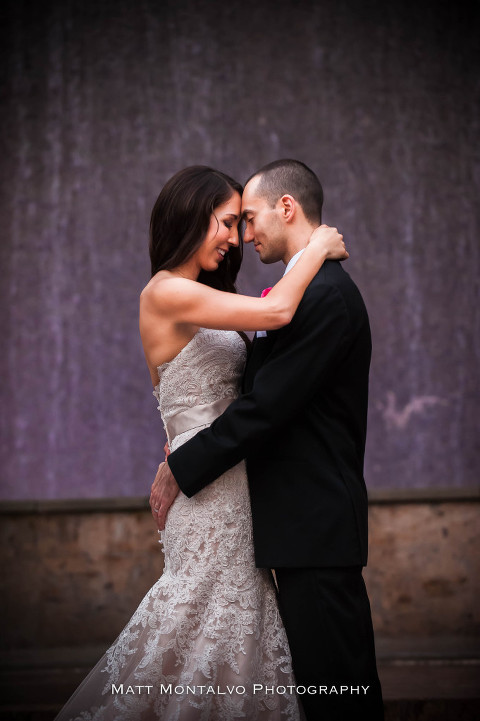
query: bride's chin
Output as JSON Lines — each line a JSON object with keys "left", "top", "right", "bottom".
{"left": 204, "top": 260, "right": 221, "bottom": 272}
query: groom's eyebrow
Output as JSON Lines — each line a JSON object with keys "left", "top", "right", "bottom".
{"left": 241, "top": 209, "right": 253, "bottom": 219}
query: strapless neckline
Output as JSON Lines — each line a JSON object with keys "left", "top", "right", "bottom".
{"left": 152, "top": 329, "right": 247, "bottom": 429}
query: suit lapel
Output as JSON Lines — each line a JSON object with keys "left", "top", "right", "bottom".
{"left": 242, "top": 332, "right": 276, "bottom": 393}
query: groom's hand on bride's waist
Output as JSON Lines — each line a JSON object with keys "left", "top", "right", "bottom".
{"left": 150, "top": 461, "right": 180, "bottom": 530}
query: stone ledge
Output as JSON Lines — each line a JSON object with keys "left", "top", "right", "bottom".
{"left": 0, "top": 487, "right": 479, "bottom": 514}
{"left": 2, "top": 637, "right": 479, "bottom": 670}
{"left": 0, "top": 655, "right": 479, "bottom": 705}
{"left": 1, "top": 641, "right": 479, "bottom": 718}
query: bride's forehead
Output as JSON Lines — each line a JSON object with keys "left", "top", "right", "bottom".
{"left": 216, "top": 194, "right": 241, "bottom": 214}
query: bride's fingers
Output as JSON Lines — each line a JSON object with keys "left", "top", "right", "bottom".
{"left": 156, "top": 493, "right": 176, "bottom": 530}
{"left": 156, "top": 498, "right": 171, "bottom": 530}
{"left": 150, "top": 493, "right": 166, "bottom": 528}
{"left": 150, "top": 498, "right": 159, "bottom": 522}
{"left": 150, "top": 484, "right": 161, "bottom": 521}
{"left": 157, "top": 506, "right": 166, "bottom": 530}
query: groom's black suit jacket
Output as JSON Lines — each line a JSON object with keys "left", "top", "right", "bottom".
{"left": 168, "top": 260, "right": 371, "bottom": 568}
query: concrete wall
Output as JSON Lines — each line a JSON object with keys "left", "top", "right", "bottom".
{"left": 1, "top": 0, "right": 479, "bottom": 500}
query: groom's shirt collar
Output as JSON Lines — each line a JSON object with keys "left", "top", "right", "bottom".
{"left": 255, "top": 248, "right": 307, "bottom": 339}
{"left": 283, "top": 248, "right": 306, "bottom": 276}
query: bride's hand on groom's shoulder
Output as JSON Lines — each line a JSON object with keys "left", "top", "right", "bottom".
{"left": 150, "top": 461, "right": 180, "bottom": 530}
{"left": 309, "top": 224, "right": 349, "bottom": 261}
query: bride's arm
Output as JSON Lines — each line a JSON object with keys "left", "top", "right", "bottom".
{"left": 143, "top": 226, "right": 347, "bottom": 332}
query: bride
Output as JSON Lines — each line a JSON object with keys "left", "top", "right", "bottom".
{"left": 55, "top": 166, "right": 347, "bottom": 721}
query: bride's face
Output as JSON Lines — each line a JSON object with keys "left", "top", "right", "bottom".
{"left": 195, "top": 192, "right": 241, "bottom": 272}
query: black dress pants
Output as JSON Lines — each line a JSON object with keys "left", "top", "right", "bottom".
{"left": 275, "top": 566, "right": 384, "bottom": 721}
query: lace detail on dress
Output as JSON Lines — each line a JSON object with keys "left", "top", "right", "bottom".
{"left": 55, "top": 329, "right": 302, "bottom": 721}
{"left": 152, "top": 328, "right": 243, "bottom": 424}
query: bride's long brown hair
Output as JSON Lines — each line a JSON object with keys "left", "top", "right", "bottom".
{"left": 149, "top": 166, "right": 244, "bottom": 293}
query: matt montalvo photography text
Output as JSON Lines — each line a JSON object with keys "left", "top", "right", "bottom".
{"left": 111, "top": 683, "right": 372, "bottom": 696}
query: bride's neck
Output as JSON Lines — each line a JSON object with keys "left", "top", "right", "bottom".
{"left": 169, "top": 258, "right": 200, "bottom": 281}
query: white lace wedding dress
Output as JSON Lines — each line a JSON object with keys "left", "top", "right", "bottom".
{"left": 55, "top": 328, "right": 302, "bottom": 721}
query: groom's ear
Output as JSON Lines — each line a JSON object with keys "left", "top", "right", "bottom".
{"left": 278, "top": 194, "right": 296, "bottom": 223}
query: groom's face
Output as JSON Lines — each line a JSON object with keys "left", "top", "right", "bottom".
{"left": 241, "top": 178, "right": 287, "bottom": 264}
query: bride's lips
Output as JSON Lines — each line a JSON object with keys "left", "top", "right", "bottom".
{"left": 216, "top": 248, "right": 228, "bottom": 260}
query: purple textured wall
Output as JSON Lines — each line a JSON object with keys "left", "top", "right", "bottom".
{"left": 1, "top": 0, "right": 479, "bottom": 499}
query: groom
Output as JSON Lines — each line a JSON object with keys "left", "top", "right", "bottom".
{"left": 151, "top": 159, "right": 384, "bottom": 720}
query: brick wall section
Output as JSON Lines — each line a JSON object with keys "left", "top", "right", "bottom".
{"left": 365, "top": 502, "right": 479, "bottom": 638}
{"left": 1, "top": 497, "right": 478, "bottom": 651}
{"left": 1, "top": 507, "right": 164, "bottom": 649}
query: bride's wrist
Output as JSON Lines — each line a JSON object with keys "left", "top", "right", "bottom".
{"left": 305, "top": 242, "right": 328, "bottom": 264}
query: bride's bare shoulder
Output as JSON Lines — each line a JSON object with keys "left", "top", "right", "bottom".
{"left": 140, "top": 274, "right": 200, "bottom": 312}
{"left": 141, "top": 270, "right": 175, "bottom": 297}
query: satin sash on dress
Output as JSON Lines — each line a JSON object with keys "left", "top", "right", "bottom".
{"left": 165, "top": 397, "right": 234, "bottom": 445}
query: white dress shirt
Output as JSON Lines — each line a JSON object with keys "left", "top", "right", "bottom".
{"left": 256, "top": 248, "right": 306, "bottom": 338}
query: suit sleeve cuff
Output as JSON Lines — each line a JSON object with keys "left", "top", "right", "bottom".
{"left": 167, "top": 448, "right": 200, "bottom": 498}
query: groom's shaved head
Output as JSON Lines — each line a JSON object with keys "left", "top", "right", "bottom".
{"left": 247, "top": 159, "right": 323, "bottom": 225}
